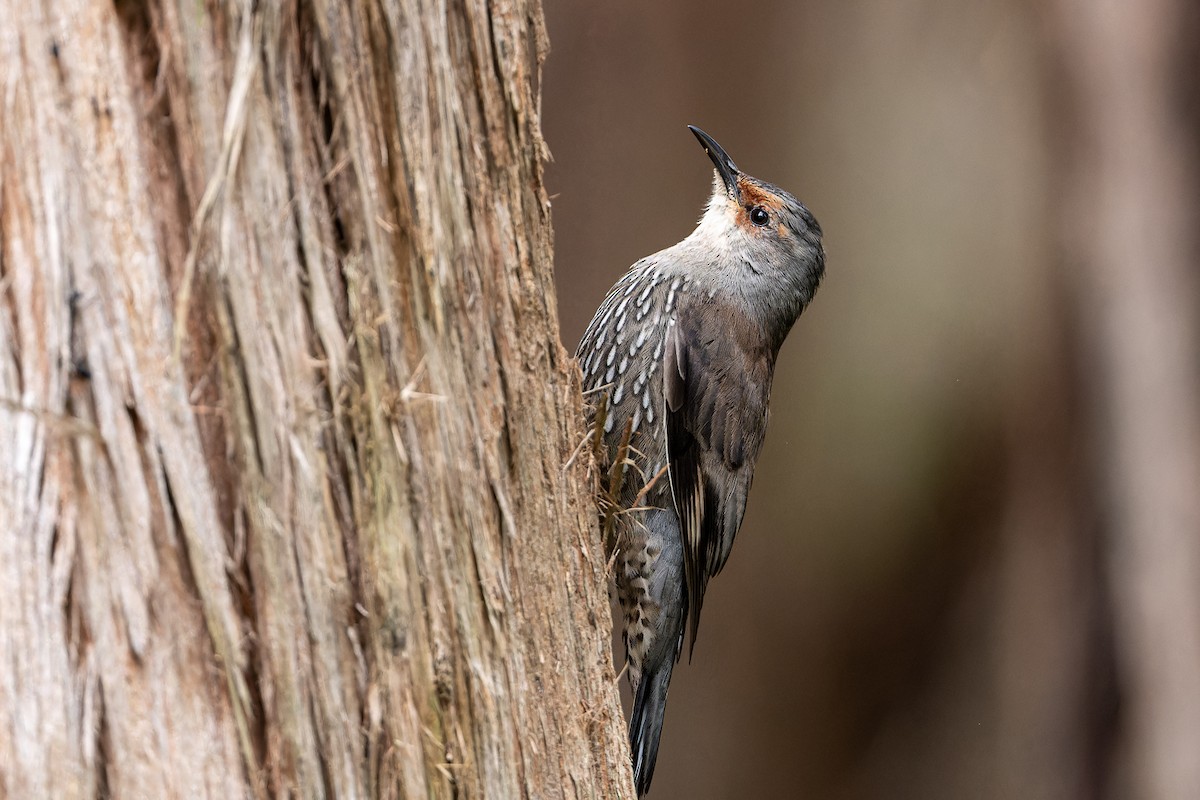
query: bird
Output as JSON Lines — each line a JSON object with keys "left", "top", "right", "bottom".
{"left": 575, "top": 125, "right": 825, "bottom": 796}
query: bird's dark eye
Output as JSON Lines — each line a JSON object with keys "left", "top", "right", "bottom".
{"left": 749, "top": 206, "right": 770, "bottom": 226}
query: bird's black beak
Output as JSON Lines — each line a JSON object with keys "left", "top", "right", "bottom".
{"left": 688, "top": 125, "right": 741, "bottom": 202}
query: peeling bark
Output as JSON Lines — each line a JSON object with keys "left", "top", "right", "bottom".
{"left": 0, "top": 2, "right": 632, "bottom": 798}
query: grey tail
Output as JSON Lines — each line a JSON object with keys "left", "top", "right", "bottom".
{"left": 630, "top": 658, "right": 676, "bottom": 797}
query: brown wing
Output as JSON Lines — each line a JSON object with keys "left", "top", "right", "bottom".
{"left": 663, "top": 303, "right": 774, "bottom": 658}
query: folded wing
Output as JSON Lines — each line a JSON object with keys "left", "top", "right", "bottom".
{"left": 663, "top": 304, "right": 774, "bottom": 657}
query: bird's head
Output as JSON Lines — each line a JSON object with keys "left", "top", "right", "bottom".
{"left": 687, "top": 125, "right": 825, "bottom": 320}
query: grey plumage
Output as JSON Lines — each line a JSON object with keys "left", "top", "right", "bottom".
{"left": 576, "top": 126, "right": 824, "bottom": 796}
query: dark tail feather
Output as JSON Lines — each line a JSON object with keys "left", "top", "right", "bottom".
{"left": 630, "top": 659, "right": 676, "bottom": 797}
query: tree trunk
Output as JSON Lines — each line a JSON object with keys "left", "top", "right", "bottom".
{"left": 0, "top": 2, "right": 632, "bottom": 798}
{"left": 1048, "top": 1, "right": 1200, "bottom": 797}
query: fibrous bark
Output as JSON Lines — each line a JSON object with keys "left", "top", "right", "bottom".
{"left": 0, "top": 2, "right": 631, "bottom": 798}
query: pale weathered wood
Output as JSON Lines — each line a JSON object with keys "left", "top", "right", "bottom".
{"left": 0, "top": 1, "right": 632, "bottom": 798}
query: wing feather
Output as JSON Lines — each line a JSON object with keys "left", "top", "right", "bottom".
{"left": 663, "top": 306, "right": 774, "bottom": 658}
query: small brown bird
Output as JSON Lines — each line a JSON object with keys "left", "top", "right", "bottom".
{"left": 577, "top": 126, "right": 825, "bottom": 795}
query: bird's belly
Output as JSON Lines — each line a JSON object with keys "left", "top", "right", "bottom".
{"left": 613, "top": 506, "right": 683, "bottom": 689}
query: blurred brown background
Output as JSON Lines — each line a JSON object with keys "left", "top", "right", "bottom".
{"left": 543, "top": 1, "right": 1200, "bottom": 798}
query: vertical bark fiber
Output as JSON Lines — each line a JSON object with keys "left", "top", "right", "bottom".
{"left": 0, "top": 2, "right": 632, "bottom": 798}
